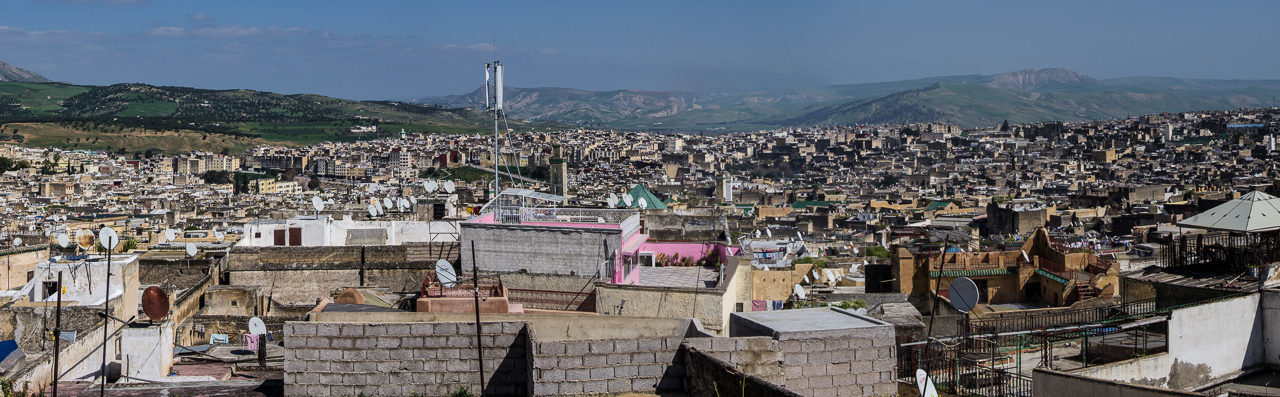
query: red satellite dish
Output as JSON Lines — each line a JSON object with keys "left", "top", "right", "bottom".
{"left": 141, "top": 286, "right": 170, "bottom": 322}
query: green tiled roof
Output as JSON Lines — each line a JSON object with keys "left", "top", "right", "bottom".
{"left": 1036, "top": 269, "right": 1070, "bottom": 285}
{"left": 929, "top": 268, "right": 1015, "bottom": 278}
{"left": 925, "top": 200, "right": 953, "bottom": 211}
{"left": 614, "top": 184, "right": 666, "bottom": 210}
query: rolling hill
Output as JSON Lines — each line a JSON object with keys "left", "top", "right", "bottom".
{"left": 420, "top": 68, "right": 1280, "bottom": 130}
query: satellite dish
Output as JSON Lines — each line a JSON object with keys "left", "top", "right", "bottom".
{"left": 56, "top": 233, "right": 69, "bottom": 248}
{"left": 1021, "top": 250, "right": 1030, "bottom": 262}
{"left": 367, "top": 204, "right": 378, "bottom": 217}
{"left": 11, "top": 237, "right": 20, "bottom": 247}
{"left": 948, "top": 277, "right": 980, "bottom": 313}
{"left": 823, "top": 269, "right": 836, "bottom": 283}
{"left": 374, "top": 200, "right": 384, "bottom": 215}
{"left": 754, "top": 230, "right": 761, "bottom": 238}
{"left": 410, "top": 197, "right": 418, "bottom": 205}
{"left": 622, "top": 194, "right": 634, "bottom": 206}
{"left": 75, "top": 230, "right": 94, "bottom": 250}
{"left": 248, "top": 317, "right": 267, "bottom": 335}
{"left": 312, "top": 196, "right": 325, "bottom": 212}
{"left": 443, "top": 181, "right": 456, "bottom": 193}
{"left": 766, "top": 228, "right": 773, "bottom": 238}
{"left": 797, "top": 232, "right": 804, "bottom": 242}
{"left": 853, "top": 247, "right": 860, "bottom": 254}
{"left": 165, "top": 229, "right": 178, "bottom": 242}
{"left": 606, "top": 194, "right": 619, "bottom": 207}
{"left": 382, "top": 197, "right": 393, "bottom": 210}
{"left": 141, "top": 286, "right": 170, "bottom": 322}
{"left": 915, "top": 368, "right": 940, "bottom": 397}
{"left": 215, "top": 232, "right": 225, "bottom": 243}
{"left": 637, "top": 197, "right": 648, "bottom": 209}
{"left": 98, "top": 227, "right": 119, "bottom": 250}
{"left": 435, "top": 259, "right": 457, "bottom": 287}
{"left": 185, "top": 243, "right": 197, "bottom": 258}
{"left": 793, "top": 284, "right": 806, "bottom": 299}
{"left": 43, "top": 229, "right": 51, "bottom": 237}
{"left": 398, "top": 198, "right": 410, "bottom": 211}
{"left": 424, "top": 180, "right": 438, "bottom": 192}
{"left": 803, "top": 274, "right": 809, "bottom": 283}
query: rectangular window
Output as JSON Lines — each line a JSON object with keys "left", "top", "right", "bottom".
{"left": 288, "top": 228, "right": 302, "bottom": 246}
{"left": 273, "top": 229, "right": 285, "bottom": 246}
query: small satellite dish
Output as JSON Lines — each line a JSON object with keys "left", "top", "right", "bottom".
{"left": 754, "top": 230, "right": 761, "bottom": 238}
{"left": 793, "top": 284, "right": 806, "bottom": 299}
{"left": 1021, "top": 250, "right": 1030, "bottom": 262}
{"left": 367, "top": 204, "right": 378, "bottom": 217}
{"left": 915, "top": 368, "right": 940, "bottom": 397}
{"left": 637, "top": 197, "right": 648, "bottom": 209}
{"left": 425, "top": 180, "right": 438, "bottom": 192}
{"left": 398, "top": 198, "right": 411, "bottom": 211}
{"left": 766, "top": 228, "right": 773, "bottom": 238}
{"left": 141, "top": 286, "right": 170, "bottom": 322}
{"left": 98, "top": 227, "right": 119, "bottom": 250}
{"left": 803, "top": 274, "right": 809, "bottom": 283}
{"left": 823, "top": 269, "right": 836, "bottom": 283}
{"left": 435, "top": 259, "right": 457, "bottom": 287}
{"left": 185, "top": 243, "right": 197, "bottom": 258}
{"left": 853, "top": 247, "right": 860, "bottom": 254}
{"left": 75, "top": 230, "right": 94, "bottom": 250}
{"left": 248, "top": 317, "right": 267, "bottom": 335}
{"left": 165, "top": 229, "right": 178, "bottom": 242}
{"left": 948, "top": 277, "right": 980, "bottom": 313}
{"left": 606, "top": 194, "right": 619, "bottom": 207}
{"left": 56, "top": 233, "right": 70, "bottom": 248}
{"left": 798, "top": 232, "right": 804, "bottom": 242}
{"left": 312, "top": 196, "right": 325, "bottom": 212}
{"left": 622, "top": 194, "right": 634, "bottom": 206}
{"left": 215, "top": 232, "right": 225, "bottom": 243}
{"left": 410, "top": 197, "right": 418, "bottom": 205}
{"left": 382, "top": 197, "right": 393, "bottom": 210}
{"left": 374, "top": 200, "right": 384, "bottom": 215}
{"left": 11, "top": 237, "right": 20, "bottom": 247}
{"left": 443, "top": 181, "right": 456, "bottom": 193}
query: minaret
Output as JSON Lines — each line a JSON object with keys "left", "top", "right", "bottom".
{"left": 550, "top": 143, "right": 569, "bottom": 202}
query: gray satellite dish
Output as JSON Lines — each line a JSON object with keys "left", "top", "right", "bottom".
{"left": 443, "top": 181, "right": 456, "bottom": 193}
{"left": 312, "top": 196, "right": 325, "bottom": 212}
{"left": 98, "top": 227, "right": 119, "bottom": 250}
{"left": 637, "top": 197, "right": 648, "bottom": 209}
{"left": 248, "top": 317, "right": 267, "bottom": 335}
{"left": 410, "top": 197, "right": 418, "bottom": 205}
{"left": 56, "top": 233, "right": 70, "bottom": 248}
{"left": 606, "top": 194, "right": 619, "bottom": 207}
{"left": 754, "top": 230, "right": 761, "bottom": 238}
{"left": 185, "top": 243, "right": 197, "bottom": 258}
{"left": 12, "top": 237, "right": 21, "bottom": 247}
{"left": 622, "top": 193, "right": 634, "bottom": 206}
{"left": 435, "top": 259, "right": 457, "bottom": 287}
{"left": 367, "top": 204, "right": 378, "bottom": 217}
{"left": 374, "top": 200, "right": 384, "bottom": 215}
{"left": 398, "top": 198, "right": 410, "bottom": 211}
{"left": 948, "top": 277, "right": 980, "bottom": 313}
{"left": 165, "top": 229, "right": 178, "bottom": 242}
{"left": 793, "top": 284, "right": 806, "bottom": 299}
{"left": 382, "top": 197, "right": 393, "bottom": 210}
{"left": 424, "top": 180, "right": 438, "bottom": 192}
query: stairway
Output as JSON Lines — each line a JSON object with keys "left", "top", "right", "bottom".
{"left": 1076, "top": 283, "right": 1098, "bottom": 301}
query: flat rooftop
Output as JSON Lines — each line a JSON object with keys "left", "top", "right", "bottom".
{"left": 731, "top": 307, "right": 891, "bottom": 339}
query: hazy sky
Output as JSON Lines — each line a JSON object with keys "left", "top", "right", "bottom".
{"left": 1, "top": 0, "right": 1276, "bottom": 99}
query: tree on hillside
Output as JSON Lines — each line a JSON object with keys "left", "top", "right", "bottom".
{"left": 1000, "top": 120, "right": 1011, "bottom": 132}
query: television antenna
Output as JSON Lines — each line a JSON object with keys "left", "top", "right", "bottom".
{"left": 96, "top": 225, "right": 121, "bottom": 396}
{"left": 485, "top": 59, "right": 505, "bottom": 198}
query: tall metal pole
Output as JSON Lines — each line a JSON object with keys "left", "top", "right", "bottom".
{"left": 52, "top": 271, "right": 62, "bottom": 397}
{"left": 100, "top": 235, "right": 111, "bottom": 396}
{"left": 493, "top": 61, "right": 501, "bottom": 200}
{"left": 470, "top": 241, "right": 486, "bottom": 395}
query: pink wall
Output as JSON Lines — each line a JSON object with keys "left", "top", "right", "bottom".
{"left": 637, "top": 242, "right": 740, "bottom": 265}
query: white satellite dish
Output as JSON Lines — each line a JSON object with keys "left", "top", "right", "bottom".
{"left": 793, "top": 284, "right": 806, "bottom": 300}
{"left": 803, "top": 274, "right": 809, "bottom": 283}
{"left": 766, "top": 228, "right": 773, "bottom": 238}
{"left": 98, "top": 227, "right": 119, "bottom": 250}
{"left": 248, "top": 317, "right": 267, "bottom": 335}
{"left": 1021, "top": 250, "right": 1030, "bottom": 262}
{"left": 12, "top": 237, "right": 21, "bottom": 247}
{"left": 622, "top": 193, "right": 634, "bottom": 206}
{"left": 823, "top": 269, "right": 836, "bottom": 283}
{"left": 185, "top": 243, "right": 197, "bottom": 258}
{"left": 425, "top": 180, "right": 438, "bottom": 192}
{"left": 56, "top": 233, "right": 70, "bottom": 248}
{"left": 165, "top": 229, "right": 178, "bottom": 242}
{"left": 853, "top": 247, "right": 860, "bottom": 254}
{"left": 915, "top": 369, "right": 940, "bottom": 397}
{"left": 435, "top": 259, "right": 457, "bottom": 287}
{"left": 367, "top": 204, "right": 378, "bottom": 217}
{"left": 410, "top": 197, "right": 418, "bottom": 205}
{"left": 374, "top": 200, "right": 384, "bottom": 215}
{"left": 637, "top": 197, "right": 648, "bottom": 209}
{"left": 797, "top": 232, "right": 804, "bottom": 242}
{"left": 312, "top": 196, "right": 325, "bottom": 212}
{"left": 382, "top": 197, "right": 393, "bottom": 210}
{"left": 398, "top": 198, "right": 410, "bottom": 211}
{"left": 74, "top": 229, "right": 93, "bottom": 250}
{"left": 215, "top": 232, "right": 225, "bottom": 243}
{"left": 606, "top": 194, "right": 619, "bottom": 207}
{"left": 443, "top": 181, "right": 456, "bottom": 193}
{"left": 754, "top": 230, "right": 761, "bottom": 238}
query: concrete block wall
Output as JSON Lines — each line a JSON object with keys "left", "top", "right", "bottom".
{"left": 462, "top": 224, "right": 620, "bottom": 277}
{"left": 531, "top": 336, "right": 686, "bottom": 395}
{"left": 284, "top": 321, "right": 531, "bottom": 397}
{"left": 776, "top": 328, "right": 897, "bottom": 397}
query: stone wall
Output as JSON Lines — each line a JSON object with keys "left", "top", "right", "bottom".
{"left": 683, "top": 346, "right": 801, "bottom": 397}
{"left": 284, "top": 321, "right": 531, "bottom": 396}
{"left": 595, "top": 284, "right": 729, "bottom": 333}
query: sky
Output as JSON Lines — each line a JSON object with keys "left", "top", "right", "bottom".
{"left": 1, "top": 0, "right": 1277, "bottom": 99}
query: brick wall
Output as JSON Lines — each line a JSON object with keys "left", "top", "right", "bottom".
{"left": 284, "top": 321, "right": 531, "bottom": 396}
{"left": 683, "top": 346, "right": 802, "bottom": 397}
{"left": 531, "top": 336, "right": 685, "bottom": 395}
{"left": 776, "top": 329, "right": 897, "bottom": 397}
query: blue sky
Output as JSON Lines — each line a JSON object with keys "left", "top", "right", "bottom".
{"left": 1, "top": 0, "right": 1276, "bottom": 99}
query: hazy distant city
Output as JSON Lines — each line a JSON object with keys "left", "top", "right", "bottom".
{"left": 0, "top": 2, "right": 1278, "bottom": 397}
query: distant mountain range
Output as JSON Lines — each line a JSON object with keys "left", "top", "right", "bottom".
{"left": 418, "top": 68, "right": 1280, "bottom": 130}
{"left": 0, "top": 60, "right": 50, "bottom": 83}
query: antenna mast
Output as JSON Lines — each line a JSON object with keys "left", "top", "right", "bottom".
{"left": 485, "top": 60, "right": 504, "bottom": 198}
